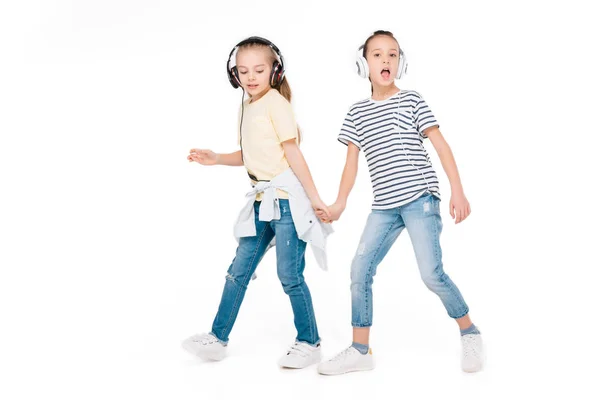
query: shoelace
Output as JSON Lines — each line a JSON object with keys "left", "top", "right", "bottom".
{"left": 462, "top": 335, "right": 480, "bottom": 358}
{"left": 330, "top": 346, "right": 356, "bottom": 362}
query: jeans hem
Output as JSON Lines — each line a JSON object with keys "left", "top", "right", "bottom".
{"left": 351, "top": 323, "right": 373, "bottom": 328}
{"left": 210, "top": 331, "right": 229, "bottom": 346}
{"left": 296, "top": 338, "right": 321, "bottom": 347}
{"left": 450, "top": 307, "right": 470, "bottom": 320}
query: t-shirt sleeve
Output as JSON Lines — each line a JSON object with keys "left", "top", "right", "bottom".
{"left": 337, "top": 109, "right": 361, "bottom": 150}
{"left": 268, "top": 93, "right": 298, "bottom": 143}
{"left": 414, "top": 93, "right": 439, "bottom": 138}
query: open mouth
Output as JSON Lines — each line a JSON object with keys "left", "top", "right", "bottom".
{"left": 381, "top": 68, "right": 391, "bottom": 80}
{"left": 248, "top": 84, "right": 259, "bottom": 89}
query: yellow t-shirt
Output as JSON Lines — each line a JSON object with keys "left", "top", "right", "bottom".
{"left": 237, "top": 89, "right": 299, "bottom": 200}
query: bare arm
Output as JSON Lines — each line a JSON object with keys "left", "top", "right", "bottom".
{"left": 334, "top": 143, "right": 360, "bottom": 208}
{"left": 425, "top": 126, "right": 471, "bottom": 223}
{"left": 188, "top": 149, "right": 243, "bottom": 167}
{"left": 281, "top": 139, "right": 330, "bottom": 217}
{"left": 316, "top": 143, "right": 359, "bottom": 223}
{"left": 216, "top": 150, "right": 243, "bottom": 166}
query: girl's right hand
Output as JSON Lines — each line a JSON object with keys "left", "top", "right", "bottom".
{"left": 316, "top": 202, "right": 345, "bottom": 224}
{"left": 188, "top": 149, "right": 219, "bottom": 166}
{"left": 311, "top": 197, "right": 331, "bottom": 221}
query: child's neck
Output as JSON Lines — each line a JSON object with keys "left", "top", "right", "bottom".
{"left": 249, "top": 87, "right": 271, "bottom": 104}
{"left": 371, "top": 84, "right": 400, "bottom": 101}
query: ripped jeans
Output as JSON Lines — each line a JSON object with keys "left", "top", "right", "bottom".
{"left": 351, "top": 193, "right": 469, "bottom": 327}
{"left": 210, "top": 199, "right": 320, "bottom": 345}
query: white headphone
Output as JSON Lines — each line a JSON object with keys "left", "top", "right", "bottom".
{"left": 355, "top": 45, "right": 408, "bottom": 80}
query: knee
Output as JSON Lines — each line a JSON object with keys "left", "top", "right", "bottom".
{"left": 350, "top": 259, "right": 373, "bottom": 290}
{"left": 277, "top": 266, "right": 303, "bottom": 293}
{"left": 420, "top": 267, "right": 448, "bottom": 291}
{"left": 226, "top": 259, "right": 253, "bottom": 287}
{"left": 224, "top": 270, "right": 250, "bottom": 289}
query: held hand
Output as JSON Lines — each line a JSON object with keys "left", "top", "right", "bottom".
{"left": 311, "top": 197, "right": 331, "bottom": 221}
{"left": 328, "top": 202, "right": 345, "bottom": 222}
{"left": 316, "top": 202, "right": 345, "bottom": 224}
{"left": 450, "top": 192, "right": 471, "bottom": 224}
{"left": 188, "top": 149, "right": 219, "bottom": 166}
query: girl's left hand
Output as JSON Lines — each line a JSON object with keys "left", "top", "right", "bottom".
{"left": 450, "top": 192, "right": 471, "bottom": 224}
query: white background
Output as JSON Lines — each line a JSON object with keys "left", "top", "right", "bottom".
{"left": 1, "top": 1, "right": 599, "bottom": 399}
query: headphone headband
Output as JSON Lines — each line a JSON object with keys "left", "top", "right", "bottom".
{"left": 226, "top": 36, "right": 286, "bottom": 89}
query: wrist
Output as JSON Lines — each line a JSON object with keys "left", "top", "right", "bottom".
{"left": 335, "top": 197, "right": 347, "bottom": 208}
{"left": 215, "top": 153, "right": 222, "bottom": 165}
{"left": 450, "top": 184, "right": 464, "bottom": 195}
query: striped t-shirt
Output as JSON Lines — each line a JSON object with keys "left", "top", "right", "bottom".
{"left": 338, "top": 90, "right": 441, "bottom": 210}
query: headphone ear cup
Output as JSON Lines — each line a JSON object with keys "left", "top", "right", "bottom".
{"left": 396, "top": 51, "right": 407, "bottom": 80}
{"left": 356, "top": 54, "right": 369, "bottom": 79}
{"left": 229, "top": 66, "right": 241, "bottom": 88}
{"left": 271, "top": 61, "right": 283, "bottom": 87}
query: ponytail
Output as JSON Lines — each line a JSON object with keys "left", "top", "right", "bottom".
{"left": 275, "top": 76, "right": 302, "bottom": 143}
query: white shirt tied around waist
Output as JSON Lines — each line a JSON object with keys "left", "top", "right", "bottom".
{"left": 234, "top": 167, "right": 333, "bottom": 272}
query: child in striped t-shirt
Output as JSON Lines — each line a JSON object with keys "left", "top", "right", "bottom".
{"left": 316, "top": 30, "right": 483, "bottom": 375}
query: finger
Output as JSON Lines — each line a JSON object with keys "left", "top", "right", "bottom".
{"left": 462, "top": 206, "right": 470, "bottom": 221}
{"left": 450, "top": 203, "right": 455, "bottom": 219}
{"left": 457, "top": 208, "right": 464, "bottom": 224}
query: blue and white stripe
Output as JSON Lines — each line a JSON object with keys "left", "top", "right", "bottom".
{"left": 338, "top": 90, "right": 441, "bottom": 210}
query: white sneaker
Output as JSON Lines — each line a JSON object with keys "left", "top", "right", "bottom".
{"left": 278, "top": 342, "right": 322, "bottom": 369}
{"left": 317, "top": 345, "right": 374, "bottom": 375}
{"left": 182, "top": 333, "right": 227, "bottom": 361}
{"left": 461, "top": 334, "right": 483, "bottom": 372}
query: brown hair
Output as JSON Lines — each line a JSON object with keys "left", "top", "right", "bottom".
{"left": 362, "top": 30, "right": 401, "bottom": 94}
{"left": 237, "top": 43, "right": 301, "bottom": 142}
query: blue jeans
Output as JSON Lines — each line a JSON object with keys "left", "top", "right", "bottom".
{"left": 351, "top": 193, "right": 469, "bottom": 327}
{"left": 211, "top": 199, "right": 320, "bottom": 345}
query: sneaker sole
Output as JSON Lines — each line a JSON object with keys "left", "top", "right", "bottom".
{"left": 279, "top": 357, "right": 321, "bottom": 369}
{"left": 462, "top": 364, "right": 482, "bottom": 373}
{"left": 318, "top": 364, "right": 375, "bottom": 375}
